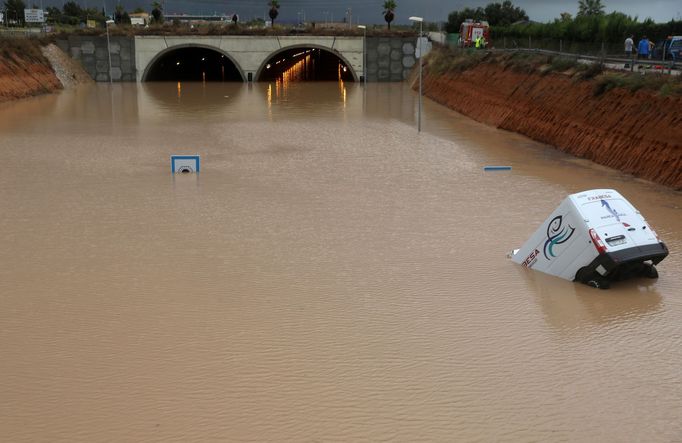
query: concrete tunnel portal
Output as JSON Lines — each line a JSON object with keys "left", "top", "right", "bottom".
{"left": 142, "top": 45, "right": 356, "bottom": 83}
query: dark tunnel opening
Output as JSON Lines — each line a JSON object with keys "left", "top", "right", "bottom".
{"left": 258, "top": 48, "right": 355, "bottom": 82}
{"left": 145, "top": 47, "right": 243, "bottom": 82}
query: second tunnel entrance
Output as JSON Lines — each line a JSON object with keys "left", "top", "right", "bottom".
{"left": 258, "top": 47, "right": 356, "bottom": 82}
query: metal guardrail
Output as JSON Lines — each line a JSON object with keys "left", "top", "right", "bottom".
{"left": 490, "top": 47, "right": 681, "bottom": 74}
{"left": 0, "top": 28, "right": 46, "bottom": 38}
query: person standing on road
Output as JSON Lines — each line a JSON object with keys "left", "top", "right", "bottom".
{"left": 624, "top": 35, "right": 634, "bottom": 58}
{"left": 638, "top": 36, "right": 650, "bottom": 59}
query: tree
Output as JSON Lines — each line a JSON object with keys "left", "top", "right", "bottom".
{"left": 383, "top": 0, "right": 396, "bottom": 30}
{"left": 268, "top": 0, "right": 279, "bottom": 26}
{"left": 133, "top": 7, "right": 145, "bottom": 13}
{"left": 560, "top": 12, "right": 573, "bottom": 21}
{"left": 45, "top": 5, "right": 62, "bottom": 23}
{"left": 4, "top": 0, "right": 26, "bottom": 25}
{"left": 62, "top": 1, "right": 82, "bottom": 18}
{"left": 577, "top": 0, "right": 605, "bottom": 17}
{"left": 484, "top": 1, "right": 527, "bottom": 26}
{"left": 446, "top": 7, "right": 485, "bottom": 33}
{"left": 114, "top": 4, "right": 124, "bottom": 24}
{"left": 151, "top": 0, "right": 163, "bottom": 23}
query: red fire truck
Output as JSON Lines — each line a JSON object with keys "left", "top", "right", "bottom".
{"left": 459, "top": 19, "right": 490, "bottom": 48}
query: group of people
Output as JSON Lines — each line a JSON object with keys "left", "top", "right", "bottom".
{"left": 624, "top": 35, "right": 655, "bottom": 59}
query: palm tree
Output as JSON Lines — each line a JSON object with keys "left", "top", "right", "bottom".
{"left": 577, "top": 0, "right": 604, "bottom": 17}
{"left": 268, "top": 0, "right": 279, "bottom": 26}
{"left": 383, "top": 0, "right": 396, "bottom": 30}
{"left": 114, "top": 4, "right": 124, "bottom": 24}
{"left": 151, "top": 1, "right": 163, "bottom": 23}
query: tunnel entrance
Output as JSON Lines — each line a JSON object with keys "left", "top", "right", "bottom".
{"left": 145, "top": 47, "right": 243, "bottom": 82}
{"left": 258, "top": 47, "right": 355, "bottom": 82}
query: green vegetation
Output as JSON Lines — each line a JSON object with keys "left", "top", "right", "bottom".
{"left": 0, "top": 36, "right": 49, "bottom": 62}
{"left": 150, "top": 1, "right": 163, "bottom": 24}
{"left": 383, "top": 0, "right": 397, "bottom": 30}
{"left": 268, "top": 0, "right": 280, "bottom": 26}
{"left": 3, "top": 0, "right": 26, "bottom": 26}
{"left": 446, "top": 0, "right": 681, "bottom": 51}
{"left": 577, "top": 0, "right": 605, "bottom": 17}
{"left": 446, "top": 1, "right": 528, "bottom": 32}
{"left": 594, "top": 71, "right": 682, "bottom": 96}
{"left": 42, "top": 1, "right": 106, "bottom": 26}
{"left": 426, "top": 46, "right": 490, "bottom": 74}
{"left": 493, "top": 12, "right": 682, "bottom": 45}
{"left": 549, "top": 56, "right": 580, "bottom": 72}
{"left": 424, "top": 45, "right": 681, "bottom": 96}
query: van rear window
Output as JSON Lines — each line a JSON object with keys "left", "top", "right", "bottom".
{"left": 580, "top": 199, "right": 631, "bottom": 223}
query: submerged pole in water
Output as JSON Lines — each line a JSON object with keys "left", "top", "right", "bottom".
{"left": 105, "top": 19, "right": 114, "bottom": 85}
{"left": 409, "top": 16, "right": 424, "bottom": 133}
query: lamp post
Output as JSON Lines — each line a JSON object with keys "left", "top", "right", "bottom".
{"left": 105, "top": 19, "right": 114, "bottom": 84}
{"left": 357, "top": 25, "right": 366, "bottom": 85}
{"left": 409, "top": 16, "right": 423, "bottom": 132}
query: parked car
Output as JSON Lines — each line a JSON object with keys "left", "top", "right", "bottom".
{"left": 651, "top": 36, "right": 682, "bottom": 61}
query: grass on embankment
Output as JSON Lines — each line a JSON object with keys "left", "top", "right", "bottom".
{"left": 424, "top": 46, "right": 682, "bottom": 97}
{"left": 0, "top": 37, "right": 54, "bottom": 63}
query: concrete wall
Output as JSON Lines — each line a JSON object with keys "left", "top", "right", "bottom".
{"left": 135, "top": 35, "right": 363, "bottom": 82}
{"left": 56, "top": 36, "right": 136, "bottom": 82}
{"left": 57, "top": 34, "right": 418, "bottom": 83}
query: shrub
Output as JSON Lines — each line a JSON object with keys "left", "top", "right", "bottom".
{"left": 548, "top": 56, "right": 579, "bottom": 72}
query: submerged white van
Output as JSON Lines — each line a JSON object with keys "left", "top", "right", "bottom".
{"left": 510, "top": 189, "right": 669, "bottom": 289}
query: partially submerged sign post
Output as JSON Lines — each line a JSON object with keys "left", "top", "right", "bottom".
{"left": 171, "top": 155, "right": 200, "bottom": 174}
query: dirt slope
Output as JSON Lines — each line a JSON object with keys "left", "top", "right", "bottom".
{"left": 420, "top": 61, "right": 682, "bottom": 190}
{"left": 0, "top": 40, "right": 91, "bottom": 104}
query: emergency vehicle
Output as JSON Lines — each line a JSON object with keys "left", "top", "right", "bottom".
{"left": 459, "top": 19, "right": 490, "bottom": 48}
{"left": 510, "top": 189, "right": 668, "bottom": 289}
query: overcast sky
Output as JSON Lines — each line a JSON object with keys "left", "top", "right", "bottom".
{"left": 42, "top": 0, "right": 682, "bottom": 24}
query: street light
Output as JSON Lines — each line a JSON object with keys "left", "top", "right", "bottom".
{"left": 357, "top": 25, "right": 366, "bottom": 86}
{"left": 105, "top": 19, "right": 114, "bottom": 85}
{"left": 409, "top": 16, "right": 423, "bottom": 132}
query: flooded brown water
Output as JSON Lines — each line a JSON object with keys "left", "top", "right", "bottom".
{"left": 1, "top": 81, "right": 681, "bottom": 442}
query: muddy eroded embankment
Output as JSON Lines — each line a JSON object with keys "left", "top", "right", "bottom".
{"left": 0, "top": 39, "right": 90, "bottom": 103}
{"left": 419, "top": 55, "right": 682, "bottom": 190}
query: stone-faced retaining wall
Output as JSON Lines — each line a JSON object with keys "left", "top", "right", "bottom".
{"left": 366, "top": 37, "right": 416, "bottom": 82}
{"left": 56, "top": 36, "right": 136, "bottom": 82}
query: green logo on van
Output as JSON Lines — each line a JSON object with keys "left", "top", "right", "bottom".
{"left": 544, "top": 215, "right": 575, "bottom": 260}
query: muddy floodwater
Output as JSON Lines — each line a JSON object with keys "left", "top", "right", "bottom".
{"left": 1, "top": 81, "right": 681, "bottom": 442}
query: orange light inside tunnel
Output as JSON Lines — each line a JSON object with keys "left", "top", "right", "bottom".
{"left": 281, "top": 54, "right": 311, "bottom": 84}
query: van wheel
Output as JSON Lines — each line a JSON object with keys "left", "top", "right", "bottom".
{"left": 575, "top": 267, "right": 592, "bottom": 283}
{"left": 587, "top": 278, "right": 610, "bottom": 290}
{"left": 642, "top": 264, "right": 659, "bottom": 279}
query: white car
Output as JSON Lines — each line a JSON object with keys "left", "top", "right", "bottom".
{"left": 510, "top": 189, "right": 669, "bottom": 289}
